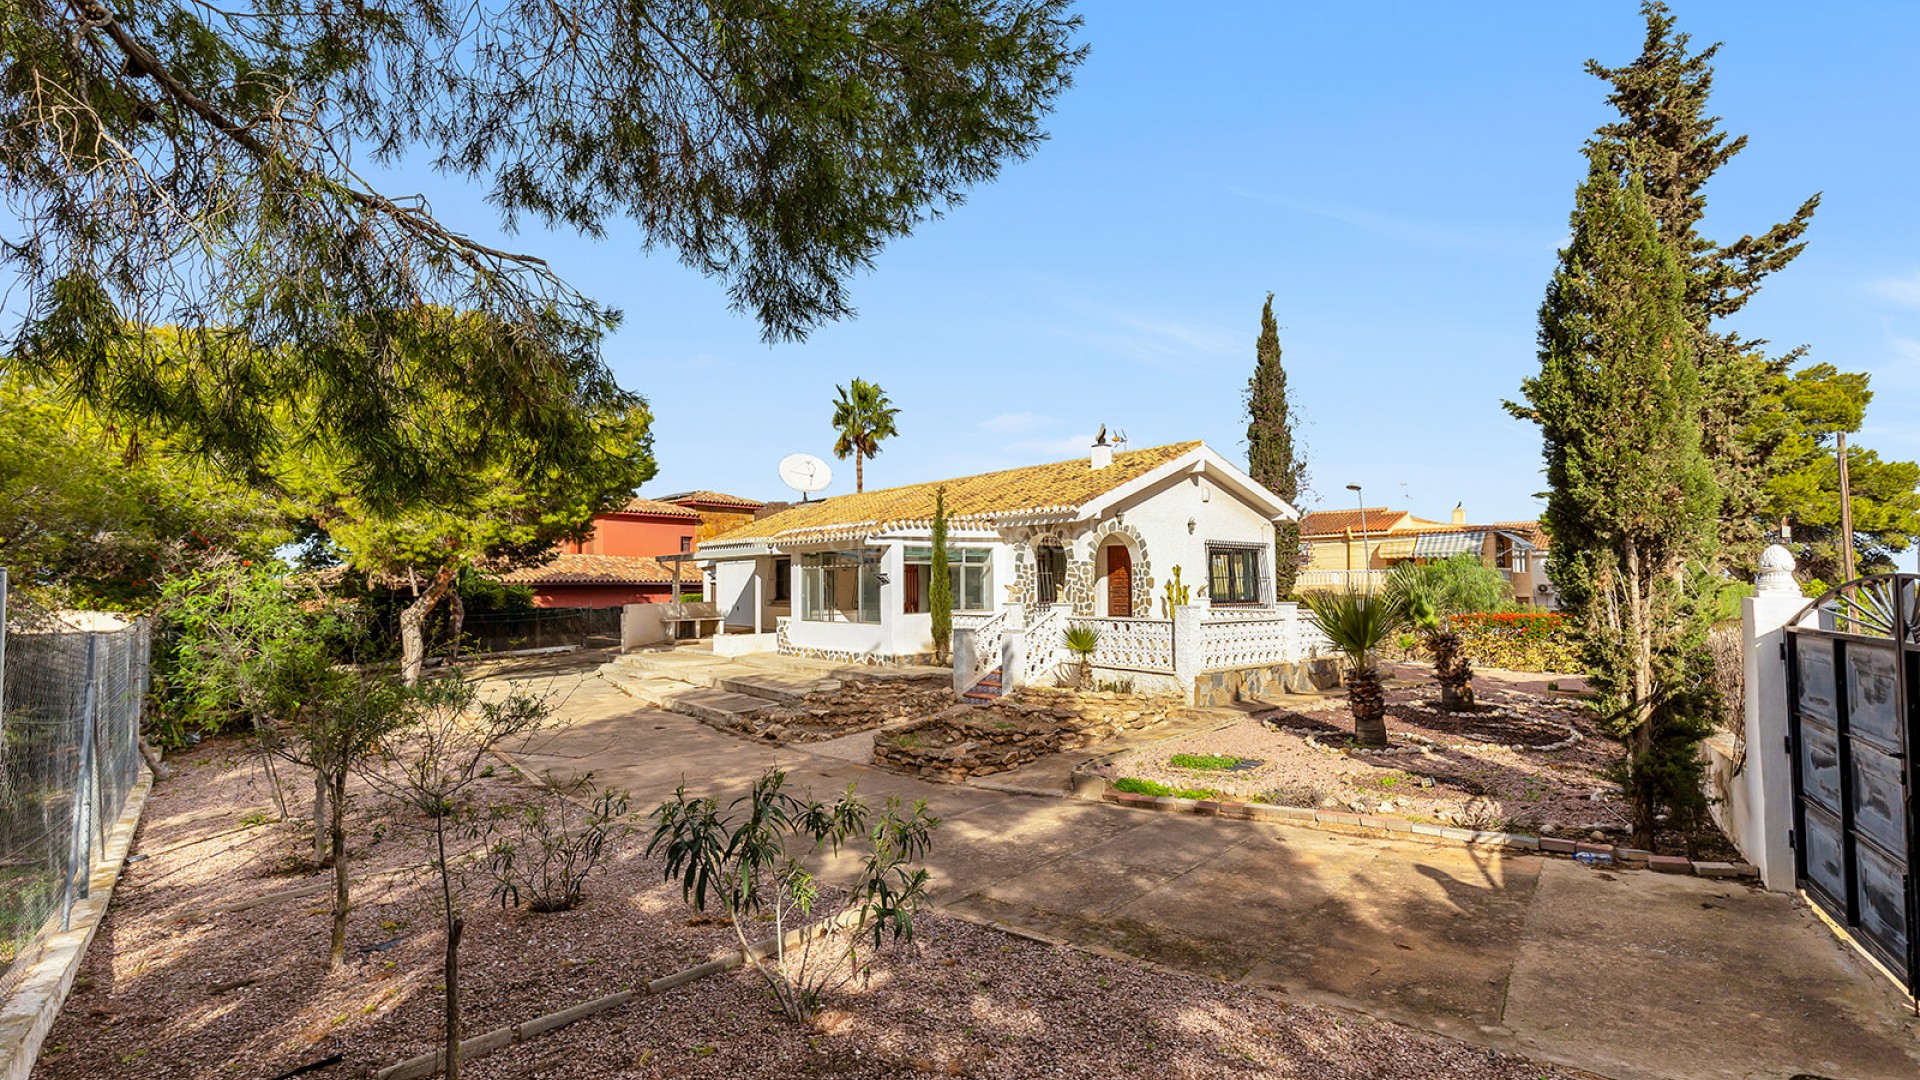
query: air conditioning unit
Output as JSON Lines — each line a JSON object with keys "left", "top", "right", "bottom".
{"left": 1536, "top": 583, "right": 1552, "bottom": 594}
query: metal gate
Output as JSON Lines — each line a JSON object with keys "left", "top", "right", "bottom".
{"left": 1784, "top": 573, "right": 1918, "bottom": 993}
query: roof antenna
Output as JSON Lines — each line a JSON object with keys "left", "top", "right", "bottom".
{"left": 1112, "top": 428, "right": 1129, "bottom": 449}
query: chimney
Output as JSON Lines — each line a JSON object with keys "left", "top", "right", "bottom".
{"left": 1090, "top": 441, "right": 1113, "bottom": 470}
{"left": 1451, "top": 502, "right": 1466, "bottom": 526}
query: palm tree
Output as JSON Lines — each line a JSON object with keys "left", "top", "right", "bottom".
{"left": 1301, "top": 589, "right": 1408, "bottom": 746}
{"left": 1062, "top": 624, "right": 1100, "bottom": 690}
{"left": 1384, "top": 555, "right": 1507, "bottom": 710}
{"left": 830, "top": 378, "right": 900, "bottom": 493}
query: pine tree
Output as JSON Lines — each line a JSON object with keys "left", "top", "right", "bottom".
{"left": 1586, "top": 2, "right": 1821, "bottom": 564}
{"left": 930, "top": 488, "right": 953, "bottom": 663}
{"left": 1245, "top": 293, "right": 1306, "bottom": 598}
{"left": 1512, "top": 154, "right": 1720, "bottom": 850}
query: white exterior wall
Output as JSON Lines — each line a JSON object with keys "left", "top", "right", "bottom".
{"left": 713, "top": 559, "right": 758, "bottom": 632}
{"left": 1092, "top": 471, "right": 1278, "bottom": 614}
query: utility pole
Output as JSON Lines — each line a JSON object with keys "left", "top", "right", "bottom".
{"left": 1838, "top": 431, "right": 1857, "bottom": 582}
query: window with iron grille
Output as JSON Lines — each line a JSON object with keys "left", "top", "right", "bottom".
{"left": 1035, "top": 544, "right": 1066, "bottom": 606}
{"left": 1208, "top": 544, "right": 1262, "bottom": 605}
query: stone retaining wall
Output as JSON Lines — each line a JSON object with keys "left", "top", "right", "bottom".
{"left": 873, "top": 689, "right": 1183, "bottom": 781}
{"left": 1191, "top": 658, "right": 1342, "bottom": 707}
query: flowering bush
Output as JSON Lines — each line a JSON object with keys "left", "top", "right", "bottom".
{"left": 1450, "top": 612, "right": 1583, "bottom": 674}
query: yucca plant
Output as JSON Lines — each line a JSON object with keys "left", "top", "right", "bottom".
{"left": 1301, "top": 590, "right": 1408, "bottom": 746}
{"left": 1062, "top": 624, "right": 1101, "bottom": 690}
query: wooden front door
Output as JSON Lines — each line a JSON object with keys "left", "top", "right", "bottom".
{"left": 1105, "top": 545, "right": 1132, "bottom": 617}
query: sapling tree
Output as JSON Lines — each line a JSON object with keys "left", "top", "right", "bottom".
{"left": 260, "top": 670, "right": 412, "bottom": 967}
{"left": 650, "top": 769, "right": 937, "bottom": 1023}
{"left": 486, "top": 775, "right": 631, "bottom": 913}
{"left": 368, "top": 678, "right": 551, "bottom": 1080}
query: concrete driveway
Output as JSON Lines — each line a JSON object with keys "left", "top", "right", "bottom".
{"left": 496, "top": 669, "right": 1920, "bottom": 1080}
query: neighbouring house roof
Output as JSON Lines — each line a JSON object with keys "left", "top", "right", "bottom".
{"left": 500, "top": 553, "right": 700, "bottom": 586}
{"left": 1493, "top": 520, "right": 1550, "bottom": 549}
{"left": 704, "top": 442, "right": 1211, "bottom": 550}
{"left": 612, "top": 497, "right": 702, "bottom": 520}
{"left": 1297, "top": 508, "right": 1416, "bottom": 537}
{"left": 662, "top": 490, "right": 767, "bottom": 511}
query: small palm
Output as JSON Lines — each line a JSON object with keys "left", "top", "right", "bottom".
{"left": 1301, "top": 590, "right": 1408, "bottom": 746}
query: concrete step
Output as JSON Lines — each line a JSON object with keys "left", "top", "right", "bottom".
{"left": 599, "top": 671, "right": 779, "bottom": 725}
{"left": 608, "top": 654, "right": 838, "bottom": 704}
{"left": 713, "top": 672, "right": 840, "bottom": 704}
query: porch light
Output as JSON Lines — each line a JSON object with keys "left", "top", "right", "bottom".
{"left": 1188, "top": 517, "right": 1197, "bottom": 534}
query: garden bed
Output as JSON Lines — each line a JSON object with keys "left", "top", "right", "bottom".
{"left": 1094, "top": 681, "right": 1735, "bottom": 855}
{"left": 872, "top": 688, "right": 1187, "bottom": 781}
{"left": 36, "top": 740, "right": 1583, "bottom": 1080}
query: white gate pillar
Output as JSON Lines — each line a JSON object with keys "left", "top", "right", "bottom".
{"left": 1741, "top": 544, "right": 1805, "bottom": 892}
{"left": 1173, "top": 605, "right": 1206, "bottom": 705}
{"left": 1000, "top": 603, "right": 1027, "bottom": 693}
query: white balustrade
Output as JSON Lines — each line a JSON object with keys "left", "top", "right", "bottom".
{"left": 1021, "top": 605, "right": 1066, "bottom": 684}
{"left": 1080, "top": 616, "right": 1176, "bottom": 674}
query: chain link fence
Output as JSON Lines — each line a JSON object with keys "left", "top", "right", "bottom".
{"left": 0, "top": 569, "right": 151, "bottom": 999}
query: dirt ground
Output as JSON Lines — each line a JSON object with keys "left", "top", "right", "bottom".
{"left": 36, "top": 740, "right": 1587, "bottom": 1080}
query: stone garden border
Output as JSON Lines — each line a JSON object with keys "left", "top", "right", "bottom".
{"left": 1069, "top": 760, "right": 1757, "bottom": 880}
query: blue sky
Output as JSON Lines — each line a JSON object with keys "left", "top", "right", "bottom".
{"left": 497, "top": 2, "right": 1917, "bottom": 541}
{"left": 19, "top": 4, "right": 1919, "bottom": 546}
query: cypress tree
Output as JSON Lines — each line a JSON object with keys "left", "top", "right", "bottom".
{"left": 930, "top": 487, "right": 953, "bottom": 663}
{"left": 1586, "top": 1, "right": 1821, "bottom": 564}
{"left": 1245, "top": 293, "right": 1306, "bottom": 598}
{"left": 1513, "top": 154, "right": 1720, "bottom": 851}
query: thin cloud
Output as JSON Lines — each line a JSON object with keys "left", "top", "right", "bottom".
{"left": 1007, "top": 433, "right": 1099, "bottom": 458}
{"left": 1868, "top": 272, "right": 1920, "bottom": 309}
{"left": 1228, "top": 186, "right": 1554, "bottom": 255}
{"left": 977, "top": 411, "right": 1063, "bottom": 434}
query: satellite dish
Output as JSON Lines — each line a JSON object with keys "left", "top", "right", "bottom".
{"left": 778, "top": 453, "right": 833, "bottom": 501}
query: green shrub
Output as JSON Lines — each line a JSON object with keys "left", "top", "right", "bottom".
{"left": 1451, "top": 612, "right": 1582, "bottom": 673}
{"left": 1112, "top": 776, "right": 1220, "bottom": 800}
{"left": 1168, "top": 753, "right": 1243, "bottom": 771}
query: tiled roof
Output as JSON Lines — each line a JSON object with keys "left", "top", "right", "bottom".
{"left": 613, "top": 497, "right": 701, "bottom": 520}
{"left": 707, "top": 442, "right": 1203, "bottom": 548}
{"left": 663, "top": 490, "right": 766, "bottom": 511}
{"left": 500, "top": 553, "right": 699, "bottom": 586}
{"left": 1297, "top": 508, "right": 1412, "bottom": 537}
{"left": 1493, "top": 520, "right": 1549, "bottom": 548}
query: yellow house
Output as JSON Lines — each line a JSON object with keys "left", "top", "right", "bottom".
{"left": 1296, "top": 506, "right": 1554, "bottom": 608}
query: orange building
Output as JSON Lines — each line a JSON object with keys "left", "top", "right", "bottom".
{"left": 505, "top": 492, "right": 766, "bottom": 608}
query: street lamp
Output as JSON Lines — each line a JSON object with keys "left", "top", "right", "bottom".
{"left": 1346, "top": 483, "right": 1367, "bottom": 583}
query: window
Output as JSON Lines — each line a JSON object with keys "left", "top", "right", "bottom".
{"left": 903, "top": 546, "right": 994, "bottom": 613}
{"left": 1208, "top": 545, "right": 1262, "bottom": 605}
{"left": 771, "top": 557, "right": 792, "bottom": 603}
{"left": 1035, "top": 544, "right": 1067, "bottom": 606}
{"left": 799, "top": 550, "right": 881, "bottom": 623}
{"left": 679, "top": 535, "right": 692, "bottom": 553}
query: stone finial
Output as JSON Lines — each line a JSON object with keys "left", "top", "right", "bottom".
{"left": 1756, "top": 543, "right": 1798, "bottom": 595}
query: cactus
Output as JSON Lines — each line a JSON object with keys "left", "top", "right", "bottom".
{"left": 1161, "top": 565, "right": 1191, "bottom": 617}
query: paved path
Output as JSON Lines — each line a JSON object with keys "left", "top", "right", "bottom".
{"left": 496, "top": 669, "right": 1920, "bottom": 1080}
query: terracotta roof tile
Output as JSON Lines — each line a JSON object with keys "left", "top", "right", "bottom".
{"left": 500, "top": 553, "right": 700, "bottom": 586}
{"left": 1297, "top": 508, "right": 1412, "bottom": 536}
{"left": 706, "top": 442, "right": 1202, "bottom": 547}
{"left": 662, "top": 490, "right": 767, "bottom": 511}
{"left": 614, "top": 497, "right": 702, "bottom": 519}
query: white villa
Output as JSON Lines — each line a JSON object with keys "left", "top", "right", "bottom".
{"left": 696, "top": 440, "right": 1337, "bottom": 703}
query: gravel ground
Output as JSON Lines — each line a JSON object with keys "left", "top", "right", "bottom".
{"left": 1102, "top": 682, "right": 1636, "bottom": 837}
{"left": 39, "top": 739, "right": 1586, "bottom": 1079}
